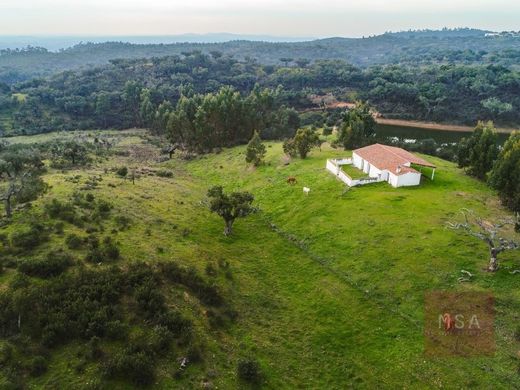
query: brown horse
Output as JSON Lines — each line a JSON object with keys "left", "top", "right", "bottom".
{"left": 287, "top": 176, "right": 297, "bottom": 185}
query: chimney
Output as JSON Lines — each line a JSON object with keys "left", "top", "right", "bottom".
{"left": 396, "top": 165, "right": 401, "bottom": 174}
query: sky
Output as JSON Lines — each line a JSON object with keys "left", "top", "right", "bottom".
{"left": 1, "top": 0, "right": 519, "bottom": 37}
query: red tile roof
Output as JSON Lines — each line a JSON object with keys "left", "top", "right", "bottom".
{"left": 353, "top": 144, "right": 436, "bottom": 176}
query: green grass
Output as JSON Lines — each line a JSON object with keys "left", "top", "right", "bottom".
{"left": 1, "top": 133, "right": 520, "bottom": 389}
{"left": 340, "top": 163, "right": 368, "bottom": 179}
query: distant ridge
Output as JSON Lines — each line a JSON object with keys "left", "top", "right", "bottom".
{"left": 0, "top": 33, "right": 316, "bottom": 52}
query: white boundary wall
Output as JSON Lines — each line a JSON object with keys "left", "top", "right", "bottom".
{"left": 326, "top": 158, "right": 380, "bottom": 187}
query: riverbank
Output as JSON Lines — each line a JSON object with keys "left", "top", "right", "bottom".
{"left": 376, "top": 118, "right": 517, "bottom": 134}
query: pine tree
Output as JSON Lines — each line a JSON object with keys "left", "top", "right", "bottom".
{"left": 489, "top": 131, "right": 520, "bottom": 212}
{"left": 245, "top": 131, "right": 266, "bottom": 166}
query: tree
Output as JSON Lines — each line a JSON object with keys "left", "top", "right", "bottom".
{"left": 447, "top": 209, "right": 518, "bottom": 272}
{"left": 338, "top": 101, "right": 376, "bottom": 149}
{"left": 481, "top": 97, "right": 513, "bottom": 120}
{"left": 123, "top": 81, "right": 143, "bottom": 127}
{"left": 51, "top": 140, "right": 90, "bottom": 167}
{"left": 139, "top": 89, "right": 156, "bottom": 128}
{"left": 0, "top": 147, "right": 47, "bottom": 218}
{"left": 489, "top": 131, "right": 520, "bottom": 212}
{"left": 207, "top": 186, "right": 255, "bottom": 236}
{"left": 295, "top": 58, "right": 310, "bottom": 68}
{"left": 245, "top": 131, "right": 266, "bottom": 166}
{"left": 457, "top": 121, "right": 499, "bottom": 180}
{"left": 291, "top": 128, "right": 320, "bottom": 159}
{"left": 279, "top": 58, "right": 293, "bottom": 67}
{"left": 95, "top": 92, "right": 111, "bottom": 128}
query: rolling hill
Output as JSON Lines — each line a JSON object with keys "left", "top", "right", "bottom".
{"left": 0, "top": 130, "right": 518, "bottom": 388}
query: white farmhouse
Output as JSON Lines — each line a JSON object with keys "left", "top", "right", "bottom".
{"left": 351, "top": 143, "right": 436, "bottom": 187}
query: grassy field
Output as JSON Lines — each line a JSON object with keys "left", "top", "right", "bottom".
{"left": 1, "top": 131, "right": 519, "bottom": 388}
{"left": 340, "top": 163, "right": 368, "bottom": 179}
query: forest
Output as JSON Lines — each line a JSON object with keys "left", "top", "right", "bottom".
{"left": 1, "top": 48, "right": 520, "bottom": 138}
{"left": 1, "top": 28, "right": 520, "bottom": 84}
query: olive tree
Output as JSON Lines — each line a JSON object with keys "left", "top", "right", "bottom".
{"left": 447, "top": 209, "right": 518, "bottom": 272}
{"left": 0, "top": 147, "right": 47, "bottom": 218}
{"left": 207, "top": 186, "right": 255, "bottom": 236}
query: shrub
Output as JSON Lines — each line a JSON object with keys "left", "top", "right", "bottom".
{"left": 85, "top": 236, "right": 119, "bottom": 263}
{"left": 114, "top": 215, "right": 132, "bottom": 230}
{"left": 156, "top": 170, "right": 173, "bottom": 178}
{"left": 45, "top": 199, "right": 79, "bottom": 224}
{"left": 102, "top": 237, "right": 120, "bottom": 260}
{"left": 18, "top": 251, "right": 74, "bottom": 278}
{"left": 186, "top": 343, "right": 204, "bottom": 364}
{"left": 54, "top": 222, "right": 65, "bottom": 235}
{"left": 116, "top": 166, "right": 128, "bottom": 178}
{"left": 29, "top": 356, "right": 48, "bottom": 377}
{"left": 10, "top": 223, "right": 48, "bottom": 250}
{"left": 65, "top": 233, "right": 83, "bottom": 249}
{"left": 85, "top": 248, "right": 105, "bottom": 264}
{"left": 322, "top": 126, "right": 333, "bottom": 136}
{"left": 86, "top": 336, "right": 103, "bottom": 360}
{"left": 135, "top": 281, "right": 167, "bottom": 319}
{"left": 105, "top": 320, "right": 129, "bottom": 341}
{"left": 0, "top": 343, "right": 13, "bottom": 365}
{"left": 237, "top": 358, "right": 262, "bottom": 384}
{"left": 205, "top": 263, "right": 217, "bottom": 277}
{"left": 515, "top": 326, "right": 520, "bottom": 342}
{"left": 97, "top": 200, "right": 112, "bottom": 215}
{"left": 160, "top": 263, "right": 224, "bottom": 306}
{"left": 148, "top": 325, "right": 172, "bottom": 353}
{"left": 104, "top": 349, "right": 155, "bottom": 386}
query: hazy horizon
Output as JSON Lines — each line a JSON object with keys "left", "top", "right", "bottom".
{"left": 1, "top": 0, "right": 519, "bottom": 37}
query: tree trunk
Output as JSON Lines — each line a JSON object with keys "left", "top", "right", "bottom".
{"left": 488, "top": 248, "right": 499, "bottom": 272}
{"left": 224, "top": 219, "right": 234, "bottom": 236}
{"left": 4, "top": 197, "right": 12, "bottom": 218}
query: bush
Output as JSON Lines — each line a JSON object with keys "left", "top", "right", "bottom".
{"left": 102, "top": 237, "right": 120, "bottom": 260}
{"left": 65, "top": 233, "right": 83, "bottom": 249}
{"left": 237, "top": 358, "right": 262, "bottom": 384}
{"left": 116, "top": 166, "right": 128, "bottom": 178}
{"left": 10, "top": 223, "right": 48, "bottom": 250}
{"left": 0, "top": 343, "right": 13, "bottom": 365}
{"left": 104, "top": 349, "right": 155, "bottom": 386}
{"left": 105, "top": 320, "right": 129, "bottom": 341}
{"left": 86, "top": 336, "right": 103, "bottom": 360}
{"left": 85, "top": 248, "right": 106, "bottom": 264}
{"left": 148, "top": 325, "right": 172, "bottom": 353}
{"left": 54, "top": 222, "right": 65, "bottom": 235}
{"left": 160, "top": 263, "right": 224, "bottom": 306}
{"left": 114, "top": 215, "right": 132, "bottom": 230}
{"left": 18, "top": 251, "right": 74, "bottom": 278}
{"left": 97, "top": 201, "right": 112, "bottom": 215}
{"left": 45, "top": 199, "right": 79, "bottom": 224}
{"left": 156, "top": 170, "right": 173, "bottom": 178}
{"left": 29, "top": 356, "right": 48, "bottom": 377}
{"left": 135, "top": 281, "right": 166, "bottom": 319}
{"left": 85, "top": 236, "right": 119, "bottom": 263}
{"left": 515, "top": 326, "right": 520, "bottom": 342}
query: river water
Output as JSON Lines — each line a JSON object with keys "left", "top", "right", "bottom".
{"left": 375, "top": 123, "right": 511, "bottom": 144}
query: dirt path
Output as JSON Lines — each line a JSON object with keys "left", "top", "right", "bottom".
{"left": 376, "top": 118, "right": 517, "bottom": 134}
